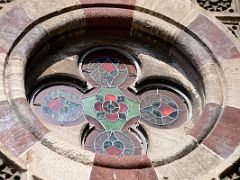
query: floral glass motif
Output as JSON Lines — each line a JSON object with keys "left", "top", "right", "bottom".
{"left": 82, "top": 87, "right": 139, "bottom": 131}
{"left": 140, "top": 95, "right": 179, "bottom": 126}
{"left": 94, "top": 131, "right": 135, "bottom": 156}
{"left": 42, "top": 89, "right": 83, "bottom": 124}
{"left": 94, "top": 94, "right": 128, "bottom": 122}
{"left": 89, "top": 56, "right": 128, "bottom": 87}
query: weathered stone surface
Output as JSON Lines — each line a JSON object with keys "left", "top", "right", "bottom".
{"left": 0, "top": 7, "right": 32, "bottom": 52}
{"left": 200, "top": 147, "right": 240, "bottom": 180}
{"left": 83, "top": 7, "right": 134, "bottom": 36}
{"left": 200, "top": 63, "right": 223, "bottom": 104}
{"left": 0, "top": 101, "right": 36, "bottom": 156}
{"left": 41, "top": 132, "right": 95, "bottom": 166}
{"left": 136, "top": 53, "right": 198, "bottom": 95}
{"left": 38, "top": 55, "right": 80, "bottom": 81}
{"left": 220, "top": 58, "right": 240, "bottom": 108}
{"left": 5, "top": 57, "right": 26, "bottom": 99}
{"left": 0, "top": 0, "right": 238, "bottom": 179}
{"left": 154, "top": 145, "right": 222, "bottom": 180}
{"left": 90, "top": 154, "right": 158, "bottom": 180}
{"left": 22, "top": 0, "right": 80, "bottom": 21}
{"left": 40, "top": 9, "right": 85, "bottom": 37}
{"left": 135, "top": 0, "right": 193, "bottom": 22}
{"left": 11, "top": 25, "right": 48, "bottom": 60}
{"left": 204, "top": 106, "right": 240, "bottom": 158}
{"left": 132, "top": 11, "right": 181, "bottom": 43}
{"left": 141, "top": 123, "right": 195, "bottom": 164}
{"left": 174, "top": 31, "right": 214, "bottom": 68}
{"left": 12, "top": 98, "right": 48, "bottom": 140}
{"left": 187, "top": 14, "right": 240, "bottom": 61}
{"left": 188, "top": 103, "right": 221, "bottom": 142}
{"left": 23, "top": 143, "right": 92, "bottom": 180}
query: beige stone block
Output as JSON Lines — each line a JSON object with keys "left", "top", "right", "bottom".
{"left": 5, "top": 57, "right": 26, "bottom": 99}
{"left": 138, "top": 54, "right": 201, "bottom": 105}
{"left": 143, "top": 123, "right": 195, "bottom": 163}
{"left": 200, "top": 63, "right": 223, "bottom": 105}
{"left": 39, "top": 55, "right": 80, "bottom": 80}
{"left": 22, "top": 0, "right": 81, "bottom": 21}
{"left": 40, "top": 9, "right": 86, "bottom": 37}
{"left": 0, "top": 53, "right": 7, "bottom": 101}
{"left": 135, "top": 0, "right": 193, "bottom": 23}
{"left": 41, "top": 132, "right": 95, "bottom": 166}
{"left": 220, "top": 58, "right": 240, "bottom": 108}
{"left": 131, "top": 11, "right": 181, "bottom": 43}
{"left": 155, "top": 145, "right": 222, "bottom": 180}
{"left": 40, "top": 122, "right": 85, "bottom": 147}
{"left": 22, "top": 142, "right": 92, "bottom": 180}
{"left": 200, "top": 146, "right": 240, "bottom": 180}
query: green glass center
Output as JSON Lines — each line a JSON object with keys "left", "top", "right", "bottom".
{"left": 108, "top": 103, "right": 115, "bottom": 110}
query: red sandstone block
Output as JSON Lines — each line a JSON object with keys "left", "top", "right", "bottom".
{"left": 203, "top": 106, "right": 240, "bottom": 158}
{"left": 187, "top": 14, "right": 240, "bottom": 61}
{"left": 0, "top": 101, "right": 37, "bottom": 156}
{"left": 81, "top": 0, "right": 135, "bottom": 36}
{"left": 12, "top": 98, "right": 49, "bottom": 140}
{"left": 84, "top": 7, "right": 133, "bottom": 29}
{"left": 90, "top": 166, "right": 158, "bottom": 180}
{"left": 94, "top": 153, "right": 152, "bottom": 168}
{"left": 90, "top": 153, "right": 158, "bottom": 180}
{"left": 188, "top": 103, "right": 221, "bottom": 142}
{"left": 0, "top": 7, "right": 32, "bottom": 52}
{"left": 174, "top": 31, "right": 214, "bottom": 68}
{"left": 11, "top": 25, "right": 48, "bottom": 60}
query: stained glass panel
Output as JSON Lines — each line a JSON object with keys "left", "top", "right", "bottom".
{"left": 42, "top": 89, "right": 84, "bottom": 124}
{"left": 140, "top": 90, "right": 188, "bottom": 128}
{"left": 31, "top": 47, "right": 189, "bottom": 156}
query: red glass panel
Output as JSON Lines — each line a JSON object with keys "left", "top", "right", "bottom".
{"left": 105, "top": 94, "right": 117, "bottom": 102}
{"left": 105, "top": 113, "right": 118, "bottom": 121}
{"left": 101, "top": 60, "right": 117, "bottom": 73}
{"left": 48, "top": 98, "right": 63, "bottom": 112}
{"left": 159, "top": 103, "right": 176, "bottom": 117}
{"left": 94, "top": 102, "right": 103, "bottom": 112}
{"left": 105, "top": 146, "right": 123, "bottom": 155}
{"left": 119, "top": 103, "right": 128, "bottom": 113}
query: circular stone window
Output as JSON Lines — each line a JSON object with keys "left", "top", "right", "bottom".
{"left": 29, "top": 46, "right": 191, "bottom": 156}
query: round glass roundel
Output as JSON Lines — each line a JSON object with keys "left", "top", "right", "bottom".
{"left": 80, "top": 47, "right": 139, "bottom": 88}
{"left": 139, "top": 89, "right": 189, "bottom": 128}
{"left": 30, "top": 85, "right": 85, "bottom": 126}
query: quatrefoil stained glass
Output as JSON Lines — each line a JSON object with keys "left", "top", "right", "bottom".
{"left": 30, "top": 47, "right": 189, "bottom": 156}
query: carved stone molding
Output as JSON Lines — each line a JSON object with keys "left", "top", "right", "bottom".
{"left": 196, "top": 0, "right": 233, "bottom": 12}
{"left": 194, "top": 0, "right": 240, "bottom": 39}
{"left": 0, "top": 157, "right": 24, "bottom": 180}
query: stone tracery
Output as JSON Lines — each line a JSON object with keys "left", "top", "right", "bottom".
{"left": 197, "top": 0, "right": 232, "bottom": 12}
{"left": 30, "top": 47, "right": 190, "bottom": 156}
